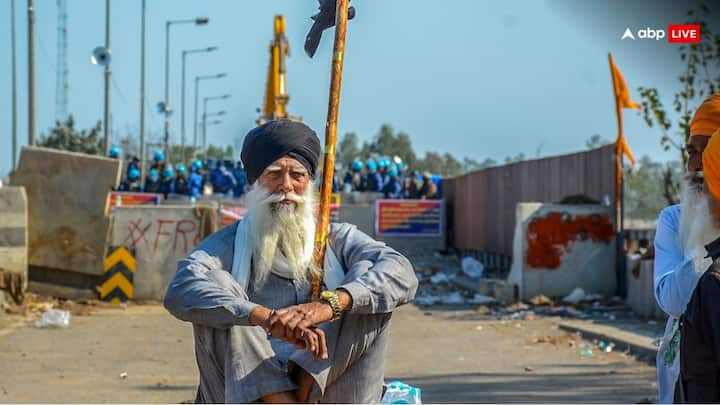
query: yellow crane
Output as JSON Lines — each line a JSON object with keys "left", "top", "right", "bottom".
{"left": 258, "top": 15, "right": 300, "bottom": 124}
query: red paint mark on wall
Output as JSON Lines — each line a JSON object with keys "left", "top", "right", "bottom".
{"left": 525, "top": 212, "right": 614, "bottom": 270}
{"left": 123, "top": 218, "right": 200, "bottom": 256}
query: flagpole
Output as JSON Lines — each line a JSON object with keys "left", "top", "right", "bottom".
{"left": 310, "top": 0, "right": 350, "bottom": 301}
{"left": 609, "top": 52, "right": 626, "bottom": 294}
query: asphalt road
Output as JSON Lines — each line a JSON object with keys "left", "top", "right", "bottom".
{"left": 0, "top": 304, "right": 656, "bottom": 403}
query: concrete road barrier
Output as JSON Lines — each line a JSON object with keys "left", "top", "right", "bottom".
{"left": 109, "top": 206, "right": 205, "bottom": 300}
{"left": 0, "top": 186, "right": 29, "bottom": 300}
{"left": 10, "top": 146, "right": 121, "bottom": 276}
{"left": 509, "top": 203, "right": 617, "bottom": 300}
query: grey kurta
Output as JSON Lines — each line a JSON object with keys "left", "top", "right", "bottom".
{"left": 164, "top": 221, "right": 418, "bottom": 403}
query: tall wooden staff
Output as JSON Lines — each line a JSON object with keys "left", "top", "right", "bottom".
{"left": 607, "top": 52, "right": 640, "bottom": 285}
{"left": 309, "top": 0, "right": 351, "bottom": 300}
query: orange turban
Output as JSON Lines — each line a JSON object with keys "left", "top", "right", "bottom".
{"left": 703, "top": 128, "right": 720, "bottom": 201}
{"left": 691, "top": 93, "right": 720, "bottom": 137}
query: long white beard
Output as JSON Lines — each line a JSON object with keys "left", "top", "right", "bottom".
{"left": 678, "top": 172, "right": 720, "bottom": 273}
{"left": 241, "top": 183, "right": 318, "bottom": 289}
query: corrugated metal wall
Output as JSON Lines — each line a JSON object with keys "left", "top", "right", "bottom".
{"left": 446, "top": 145, "right": 617, "bottom": 256}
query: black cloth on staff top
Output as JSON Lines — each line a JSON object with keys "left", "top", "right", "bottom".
{"left": 674, "top": 236, "right": 720, "bottom": 403}
{"left": 241, "top": 120, "right": 322, "bottom": 184}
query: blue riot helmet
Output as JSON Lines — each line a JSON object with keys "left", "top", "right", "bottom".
{"left": 162, "top": 166, "right": 174, "bottom": 179}
{"left": 352, "top": 159, "right": 364, "bottom": 172}
{"left": 128, "top": 168, "right": 140, "bottom": 181}
{"left": 148, "top": 168, "right": 159, "bottom": 182}
{"left": 191, "top": 159, "right": 203, "bottom": 171}
{"left": 153, "top": 150, "right": 165, "bottom": 162}
{"left": 176, "top": 164, "right": 187, "bottom": 176}
{"left": 377, "top": 159, "right": 388, "bottom": 169}
{"left": 108, "top": 146, "right": 120, "bottom": 159}
{"left": 366, "top": 159, "right": 377, "bottom": 172}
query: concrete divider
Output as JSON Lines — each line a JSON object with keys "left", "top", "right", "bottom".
{"left": 0, "top": 186, "right": 29, "bottom": 301}
{"left": 109, "top": 206, "right": 205, "bottom": 300}
{"left": 509, "top": 203, "right": 616, "bottom": 300}
{"left": 10, "top": 146, "right": 121, "bottom": 275}
{"left": 626, "top": 259, "right": 664, "bottom": 319}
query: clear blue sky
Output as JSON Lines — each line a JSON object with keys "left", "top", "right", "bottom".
{"left": 0, "top": 0, "right": 707, "bottom": 176}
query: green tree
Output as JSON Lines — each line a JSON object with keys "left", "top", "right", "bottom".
{"left": 116, "top": 133, "right": 139, "bottom": 158}
{"left": 637, "top": 4, "right": 719, "bottom": 204}
{"left": 361, "top": 125, "right": 418, "bottom": 169}
{"left": 337, "top": 132, "right": 361, "bottom": 166}
{"left": 504, "top": 153, "right": 526, "bottom": 164}
{"left": 168, "top": 145, "right": 197, "bottom": 164}
{"left": 624, "top": 156, "right": 683, "bottom": 220}
{"left": 585, "top": 134, "right": 612, "bottom": 149}
{"left": 204, "top": 144, "right": 233, "bottom": 160}
{"left": 37, "top": 116, "right": 103, "bottom": 155}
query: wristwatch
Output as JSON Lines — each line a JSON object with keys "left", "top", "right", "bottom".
{"left": 319, "top": 290, "right": 343, "bottom": 321}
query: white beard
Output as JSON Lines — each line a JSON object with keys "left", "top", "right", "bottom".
{"left": 241, "top": 182, "right": 318, "bottom": 289}
{"left": 678, "top": 172, "right": 720, "bottom": 273}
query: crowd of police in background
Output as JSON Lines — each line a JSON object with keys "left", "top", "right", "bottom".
{"left": 110, "top": 147, "right": 441, "bottom": 201}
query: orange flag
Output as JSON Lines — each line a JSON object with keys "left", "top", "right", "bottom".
{"left": 609, "top": 53, "right": 639, "bottom": 165}
{"left": 609, "top": 53, "right": 641, "bottom": 110}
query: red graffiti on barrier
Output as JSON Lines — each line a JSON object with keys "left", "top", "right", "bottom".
{"left": 123, "top": 218, "right": 200, "bottom": 255}
{"left": 525, "top": 212, "right": 614, "bottom": 270}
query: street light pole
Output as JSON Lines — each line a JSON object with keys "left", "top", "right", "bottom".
{"left": 193, "top": 73, "right": 227, "bottom": 157}
{"left": 181, "top": 47, "right": 217, "bottom": 165}
{"left": 27, "top": 0, "right": 35, "bottom": 146}
{"left": 162, "top": 17, "right": 209, "bottom": 159}
{"left": 202, "top": 94, "right": 230, "bottom": 157}
{"left": 103, "top": 0, "right": 111, "bottom": 155}
{"left": 11, "top": 0, "right": 18, "bottom": 169}
{"left": 139, "top": 0, "right": 146, "bottom": 181}
{"left": 163, "top": 21, "right": 170, "bottom": 157}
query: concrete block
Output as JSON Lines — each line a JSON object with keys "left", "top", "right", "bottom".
{"left": 0, "top": 186, "right": 28, "bottom": 293}
{"left": 338, "top": 204, "right": 375, "bottom": 237}
{"left": 626, "top": 259, "right": 664, "bottom": 319}
{"left": 512, "top": 203, "right": 616, "bottom": 300}
{"left": 10, "top": 147, "right": 122, "bottom": 275}
{"left": 109, "top": 206, "right": 203, "bottom": 300}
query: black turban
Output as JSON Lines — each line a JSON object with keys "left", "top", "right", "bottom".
{"left": 241, "top": 120, "right": 322, "bottom": 184}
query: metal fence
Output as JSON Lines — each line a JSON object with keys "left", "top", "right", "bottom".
{"left": 445, "top": 145, "right": 617, "bottom": 257}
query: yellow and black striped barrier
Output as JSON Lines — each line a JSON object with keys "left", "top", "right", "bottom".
{"left": 99, "top": 246, "right": 136, "bottom": 303}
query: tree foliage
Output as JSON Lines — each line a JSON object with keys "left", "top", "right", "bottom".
{"left": 624, "top": 156, "right": 683, "bottom": 220}
{"left": 636, "top": 4, "right": 719, "bottom": 204}
{"left": 337, "top": 124, "right": 488, "bottom": 177}
{"left": 585, "top": 134, "right": 612, "bottom": 149}
{"left": 638, "top": 4, "right": 720, "bottom": 164}
{"left": 37, "top": 116, "right": 103, "bottom": 155}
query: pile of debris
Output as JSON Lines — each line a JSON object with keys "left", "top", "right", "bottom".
{"left": 413, "top": 256, "right": 630, "bottom": 321}
{"left": 414, "top": 255, "right": 498, "bottom": 306}
{"left": 1, "top": 292, "right": 120, "bottom": 329}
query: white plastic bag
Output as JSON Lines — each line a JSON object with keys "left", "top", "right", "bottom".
{"left": 35, "top": 309, "right": 71, "bottom": 329}
{"left": 562, "top": 287, "right": 586, "bottom": 304}
{"left": 461, "top": 257, "right": 484, "bottom": 278}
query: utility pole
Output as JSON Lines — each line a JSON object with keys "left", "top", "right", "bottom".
{"left": 103, "top": 0, "right": 111, "bottom": 155}
{"left": 11, "top": 0, "right": 18, "bottom": 169}
{"left": 181, "top": 47, "right": 217, "bottom": 165}
{"left": 27, "top": 0, "right": 35, "bottom": 146}
{"left": 139, "top": 0, "right": 146, "bottom": 180}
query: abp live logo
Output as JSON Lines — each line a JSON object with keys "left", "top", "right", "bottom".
{"left": 668, "top": 24, "right": 701, "bottom": 43}
{"left": 621, "top": 24, "right": 700, "bottom": 43}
